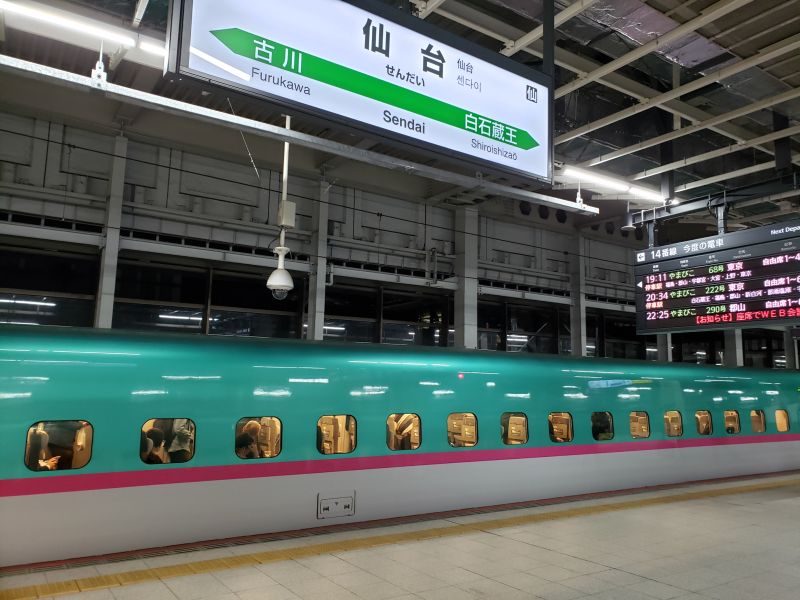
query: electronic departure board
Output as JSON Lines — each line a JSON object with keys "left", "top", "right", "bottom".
{"left": 634, "top": 219, "right": 800, "bottom": 334}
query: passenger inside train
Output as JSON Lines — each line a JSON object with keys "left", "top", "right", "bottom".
{"left": 24, "top": 421, "right": 92, "bottom": 471}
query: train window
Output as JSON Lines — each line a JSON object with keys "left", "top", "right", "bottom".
{"left": 724, "top": 410, "right": 740, "bottom": 434}
{"left": 664, "top": 411, "right": 683, "bottom": 437}
{"left": 548, "top": 412, "right": 573, "bottom": 443}
{"left": 629, "top": 412, "right": 650, "bottom": 439}
{"left": 317, "top": 415, "right": 356, "bottom": 455}
{"left": 387, "top": 413, "right": 421, "bottom": 450}
{"left": 141, "top": 418, "right": 196, "bottom": 464}
{"left": 695, "top": 411, "right": 713, "bottom": 436}
{"left": 501, "top": 412, "right": 528, "bottom": 445}
{"left": 591, "top": 412, "right": 614, "bottom": 441}
{"left": 447, "top": 412, "right": 478, "bottom": 447}
{"left": 235, "top": 417, "right": 282, "bottom": 459}
{"left": 25, "top": 421, "right": 93, "bottom": 472}
{"left": 750, "top": 410, "right": 766, "bottom": 433}
{"left": 776, "top": 410, "right": 790, "bottom": 433}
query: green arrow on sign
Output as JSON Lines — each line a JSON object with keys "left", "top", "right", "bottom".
{"left": 210, "top": 28, "right": 539, "bottom": 151}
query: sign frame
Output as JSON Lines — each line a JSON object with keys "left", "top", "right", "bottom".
{"left": 166, "top": 0, "right": 553, "bottom": 183}
{"left": 634, "top": 220, "right": 800, "bottom": 335}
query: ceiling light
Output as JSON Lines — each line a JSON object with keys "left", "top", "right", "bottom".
{"left": 563, "top": 167, "right": 630, "bottom": 192}
{"left": 628, "top": 185, "right": 665, "bottom": 203}
{"left": 0, "top": 0, "right": 136, "bottom": 47}
{"left": 139, "top": 40, "right": 167, "bottom": 57}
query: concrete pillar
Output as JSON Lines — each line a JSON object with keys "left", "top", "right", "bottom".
{"left": 94, "top": 136, "right": 128, "bottom": 328}
{"left": 454, "top": 206, "right": 478, "bottom": 349}
{"left": 657, "top": 333, "right": 672, "bottom": 362}
{"left": 723, "top": 328, "right": 744, "bottom": 367}
{"left": 784, "top": 328, "right": 798, "bottom": 370}
{"left": 570, "top": 235, "right": 587, "bottom": 357}
{"left": 307, "top": 180, "right": 330, "bottom": 341}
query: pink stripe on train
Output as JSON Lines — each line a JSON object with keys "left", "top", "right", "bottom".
{"left": 2, "top": 433, "right": 799, "bottom": 498}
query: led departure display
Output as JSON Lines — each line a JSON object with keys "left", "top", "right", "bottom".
{"left": 634, "top": 220, "right": 800, "bottom": 334}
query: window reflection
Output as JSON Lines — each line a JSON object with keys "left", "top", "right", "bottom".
{"left": 141, "top": 418, "right": 196, "bottom": 464}
{"left": 501, "top": 412, "right": 528, "bottom": 445}
{"left": 25, "top": 420, "right": 93, "bottom": 471}
{"left": 776, "top": 410, "right": 790, "bottom": 432}
{"left": 548, "top": 412, "right": 573, "bottom": 443}
{"left": 630, "top": 411, "right": 650, "bottom": 439}
{"left": 664, "top": 411, "right": 683, "bottom": 437}
{"left": 386, "top": 413, "right": 421, "bottom": 450}
{"left": 591, "top": 412, "right": 614, "bottom": 441}
{"left": 317, "top": 415, "right": 356, "bottom": 454}
{"left": 235, "top": 417, "right": 282, "bottom": 459}
{"left": 724, "top": 410, "right": 740, "bottom": 434}
{"left": 750, "top": 409, "right": 766, "bottom": 433}
{"left": 695, "top": 411, "right": 712, "bottom": 435}
{"left": 447, "top": 412, "right": 477, "bottom": 447}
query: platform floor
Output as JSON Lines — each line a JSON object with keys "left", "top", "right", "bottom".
{"left": 3, "top": 473, "right": 800, "bottom": 600}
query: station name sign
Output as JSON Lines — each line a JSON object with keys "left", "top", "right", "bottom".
{"left": 168, "top": 0, "right": 551, "bottom": 180}
{"left": 634, "top": 220, "right": 800, "bottom": 334}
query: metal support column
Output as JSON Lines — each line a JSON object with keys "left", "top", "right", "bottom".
{"left": 784, "top": 328, "right": 798, "bottom": 370}
{"left": 307, "top": 180, "right": 330, "bottom": 340}
{"left": 454, "top": 206, "right": 478, "bottom": 349}
{"left": 94, "top": 135, "right": 127, "bottom": 329}
{"left": 657, "top": 333, "right": 673, "bottom": 362}
{"left": 723, "top": 328, "right": 744, "bottom": 367}
{"left": 569, "top": 236, "right": 587, "bottom": 357}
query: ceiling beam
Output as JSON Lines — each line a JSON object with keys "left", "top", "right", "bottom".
{"left": 556, "top": 32, "right": 800, "bottom": 145}
{"left": 0, "top": 54, "right": 599, "bottom": 216}
{"left": 633, "top": 124, "right": 800, "bottom": 181}
{"left": 555, "top": 0, "right": 754, "bottom": 99}
{"left": 674, "top": 155, "right": 800, "bottom": 193}
{"left": 414, "top": 0, "right": 448, "bottom": 20}
{"left": 500, "top": 0, "right": 598, "bottom": 57}
{"left": 433, "top": 2, "right": 792, "bottom": 169}
{"left": 132, "top": 0, "right": 149, "bottom": 28}
{"left": 578, "top": 87, "right": 800, "bottom": 168}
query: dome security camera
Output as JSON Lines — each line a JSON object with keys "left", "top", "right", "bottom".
{"left": 266, "top": 246, "right": 293, "bottom": 300}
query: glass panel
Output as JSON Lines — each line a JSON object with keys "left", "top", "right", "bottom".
{"left": 0, "top": 293, "right": 94, "bottom": 327}
{"left": 141, "top": 418, "right": 196, "bottom": 464}
{"left": 25, "top": 421, "right": 93, "bottom": 471}
{"left": 114, "top": 303, "right": 204, "bottom": 332}
{"left": 664, "top": 411, "right": 683, "bottom": 437}
{"left": 501, "top": 412, "right": 528, "bottom": 445}
{"left": 386, "top": 413, "right": 421, "bottom": 450}
{"left": 235, "top": 417, "right": 282, "bottom": 459}
{"left": 548, "top": 412, "right": 573, "bottom": 442}
{"left": 695, "top": 411, "right": 713, "bottom": 435}
{"left": 724, "top": 410, "right": 740, "bottom": 434}
{"left": 630, "top": 411, "right": 650, "bottom": 439}
{"left": 447, "top": 412, "right": 478, "bottom": 447}
{"left": 591, "top": 412, "right": 614, "bottom": 441}
{"left": 212, "top": 311, "right": 298, "bottom": 338}
{"left": 750, "top": 410, "right": 766, "bottom": 433}
{"left": 317, "top": 415, "right": 357, "bottom": 454}
{"left": 776, "top": 410, "right": 790, "bottom": 432}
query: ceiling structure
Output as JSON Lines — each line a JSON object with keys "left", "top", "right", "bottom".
{"left": 0, "top": 0, "right": 798, "bottom": 240}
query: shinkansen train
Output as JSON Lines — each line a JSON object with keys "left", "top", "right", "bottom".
{"left": 1, "top": 326, "right": 799, "bottom": 567}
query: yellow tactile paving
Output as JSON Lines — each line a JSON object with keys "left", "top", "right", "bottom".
{"left": 34, "top": 581, "right": 78, "bottom": 597}
{"left": 2, "top": 475, "right": 799, "bottom": 600}
{"left": 75, "top": 575, "right": 120, "bottom": 591}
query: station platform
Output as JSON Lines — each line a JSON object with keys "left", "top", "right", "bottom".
{"left": 2, "top": 472, "right": 800, "bottom": 600}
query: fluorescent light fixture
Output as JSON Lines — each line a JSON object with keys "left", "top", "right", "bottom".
{"left": 0, "top": 0, "right": 136, "bottom": 47}
{"left": 563, "top": 167, "right": 630, "bottom": 192}
{"left": 0, "top": 320, "right": 40, "bottom": 325}
{"left": 139, "top": 40, "right": 167, "bottom": 57}
{"left": 0, "top": 299, "right": 56, "bottom": 307}
{"left": 159, "top": 314, "right": 202, "bottom": 321}
{"left": 323, "top": 326, "right": 346, "bottom": 331}
{"left": 628, "top": 185, "right": 665, "bottom": 203}
{"left": 190, "top": 46, "right": 251, "bottom": 81}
